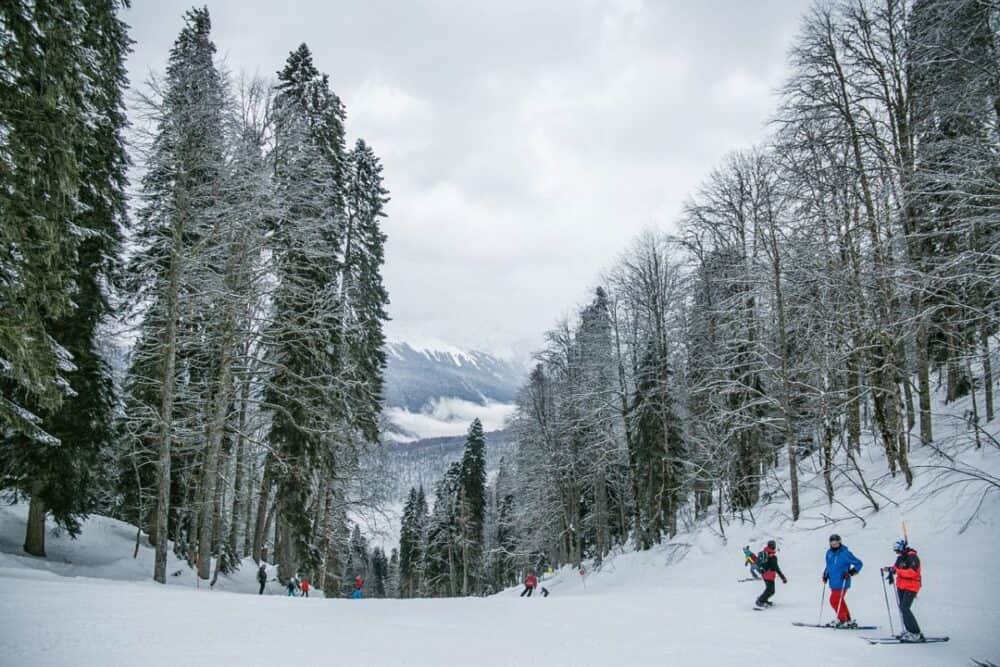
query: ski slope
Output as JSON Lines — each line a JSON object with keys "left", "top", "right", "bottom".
{"left": 2, "top": 394, "right": 999, "bottom": 665}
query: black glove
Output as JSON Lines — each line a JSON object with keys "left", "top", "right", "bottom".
{"left": 842, "top": 572, "right": 851, "bottom": 580}
{"left": 847, "top": 567, "right": 858, "bottom": 577}
{"left": 781, "top": 576, "right": 788, "bottom": 584}
{"left": 822, "top": 573, "right": 829, "bottom": 583}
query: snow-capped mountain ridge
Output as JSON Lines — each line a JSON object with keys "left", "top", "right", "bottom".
{"left": 381, "top": 340, "right": 527, "bottom": 440}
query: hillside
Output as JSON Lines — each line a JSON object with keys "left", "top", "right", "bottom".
{"left": 1, "top": 386, "right": 998, "bottom": 665}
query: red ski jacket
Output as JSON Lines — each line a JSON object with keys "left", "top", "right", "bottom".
{"left": 300, "top": 579, "right": 310, "bottom": 592}
{"left": 525, "top": 574, "right": 538, "bottom": 588}
{"left": 893, "top": 548, "right": 921, "bottom": 593}
{"left": 760, "top": 546, "right": 784, "bottom": 582}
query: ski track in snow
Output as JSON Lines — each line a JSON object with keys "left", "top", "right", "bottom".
{"left": 1, "top": 393, "right": 1000, "bottom": 665}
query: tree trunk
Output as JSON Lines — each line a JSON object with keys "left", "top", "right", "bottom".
{"left": 916, "top": 319, "right": 933, "bottom": 443}
{"left": 252, "top": 458, "right": 273, "bottom": 563}
{"left": 982, "top": 325, "right": 994, "bottom": 423}
{"left": 23, "top": 483, "right": 47, "bottom": 557}
{"left": 196, "top": 305, "right": 237, "bottom": 579}
{"left": 153, "top": 212, "right": 183, "bottom": 584}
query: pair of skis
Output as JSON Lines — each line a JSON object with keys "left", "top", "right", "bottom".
{"left": 792, "top": 622, "right": 949, "bottom": 644}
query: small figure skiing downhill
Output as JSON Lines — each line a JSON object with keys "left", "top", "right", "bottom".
{"left": 753, "top": 540, "right": 787, "bottom": 609}
{"left": 257, "top": 562, "right": 268, "bottom": 595}
{"left": 353, "top": 575, "right": 364, "bottom": 599}
{"left": 743, "top": 545, "right": 761, "bottom": 580}
{"left": 300, "top": 576, "right": 311, "bottom": 598}
{"left": 822, "top": 533, "right": 862, "bottom": 628}
{"left": 520, "top": 572, "right": 538, "bottom": 597}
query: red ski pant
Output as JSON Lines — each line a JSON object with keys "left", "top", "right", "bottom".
{"left": 829, "top": 588, "right": 851, "bottom": 621}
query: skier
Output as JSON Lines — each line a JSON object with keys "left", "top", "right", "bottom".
{"left": 257, "top": 562, "right": 268, "bottom": 595}
{"left": 754, "top": 540, "right": 787, "bottom": 608}
{"left": 352, "top": 575, "right": 364, "bottom": 599}
{"left": 743, "top": 545, "right": 761, "bottom": 579}
{"left": 300, "top": 576, "right": 311, "bottom": 598}
{"left": 520, "top": 571, "right": 539, "bottom": 597}
{"left": 822, "top": 533, "right": 863, "bottom": 628}
{"left": 885, "top": 539, "right": 924, "bottom": 642}
{"left": 286, "top": 575, "right": 299, "bottom": 597}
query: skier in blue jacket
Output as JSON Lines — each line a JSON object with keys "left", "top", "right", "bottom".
{"left": 822, "top": 533, "right": 863, "bottom": 627}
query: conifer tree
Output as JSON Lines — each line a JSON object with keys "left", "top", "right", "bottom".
{"left": 0, "top": 0, "right": 130, "bottom": 557}
{"left": 265, "top": 43, "right": 347, "bottom": 579}
{"left": 122, "top": 7, "right": 227, "bottom": 582}
{"left": 458, "top": 419, "right": 487, "bottom": 595}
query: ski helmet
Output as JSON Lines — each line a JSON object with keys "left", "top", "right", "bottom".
{"left": 829, "top": 533, "right": 842, "bottom": 543}
{"left": 893, "top": 539, "right": 907, "bottom": 553}
{"left": 767, "top": 539, "right": 776, "bottom": 549}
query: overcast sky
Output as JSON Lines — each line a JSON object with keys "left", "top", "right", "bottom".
{"left": 125, "top": 1, "right": 807, "bottom": 357}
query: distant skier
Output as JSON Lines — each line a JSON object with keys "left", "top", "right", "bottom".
{"left": 885, "top": 539, "right": 924, "bottom": 642}
{"left": 754, "top": 540, "right": 787, "bottom": 609}
{"left": 743, "top": 545, "right": 761, "bottom": 579}
{"left": 286, "top": 575, "right": 300, "bottom": 597}
{"left": 300, "top": 577, "right": 311, "bottom": 598}
{"left": 257, "top": 562, "right": 268, "bottom": 595}
{"left": 353, "top": 575, "right": 364, "bottom": 599}
{"left": 520, "top": 572, "right": 539, "bottom": 597}
{"left": 822, "top": 533, "right": 862, "bottom": 628}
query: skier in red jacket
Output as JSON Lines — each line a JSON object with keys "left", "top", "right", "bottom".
{"left": 300, "top": 577, "right": 311, "bottom": 598}
{"left": 885, "top": 540, "right": 924, "bottom": 642}
{"left": 520, "top": 572, "right": 538, "bottom": 597}
{"left": 353, "top": 575, "right": 364, "bottom": 599}
{"left": 754, "top": 540, "right": 787, "bottom": 609}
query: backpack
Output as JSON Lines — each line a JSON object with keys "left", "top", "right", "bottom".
{"left": 756, "top": 550, "right": 770, "bottom": 570}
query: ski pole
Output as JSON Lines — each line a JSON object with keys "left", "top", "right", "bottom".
{"left": 880, "top": 567, "right": 895, "bottom": 637}
{"left": 818, "top": 579, "right": 827, "bottom": 625}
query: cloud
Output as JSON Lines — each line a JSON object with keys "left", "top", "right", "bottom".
{"left": 124, "top": 0, "right": 806, "bottom": 355}
{"left": 384, "top": 398, "right": 516, "bottom": 440}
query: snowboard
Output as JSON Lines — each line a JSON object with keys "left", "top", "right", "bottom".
{"left": 861, "top": 636, "right": 949, "bottom": 645}
{"left": 792, "top": 622, "right": 878, "bottom": 630}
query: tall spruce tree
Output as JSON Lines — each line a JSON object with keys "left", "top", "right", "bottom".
{"left": 266, "top": 43, "right": 347, "bottom": 579}
{"left": 458, "top": 418, "right": 487, "bottom": 595}
{"left": 123, "top": 7, "right": 227, "bottom": 582}
{"left": 0, "top": 0, "right": 130, "bottom": 557}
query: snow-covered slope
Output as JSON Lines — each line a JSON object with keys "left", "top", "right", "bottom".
{"left": 1, "top": 391, "right": 998, "bottom": 665}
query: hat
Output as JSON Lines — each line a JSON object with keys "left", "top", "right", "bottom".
{"left": 893, "top": 539, "right": 907, "bottom": 553}
{"left": 766, "top": 539, "right": 776, "bottom": 549}
{"left": 829, "top": 534, "right": 842, "bottom": 542}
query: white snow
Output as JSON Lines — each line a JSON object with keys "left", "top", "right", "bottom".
{"left": 1, "top": 393, "right": 999, "bottom": 665}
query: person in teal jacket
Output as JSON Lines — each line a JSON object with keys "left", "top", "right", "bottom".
{"left": 822, "top": 533, "right": 863, "bottom": 627}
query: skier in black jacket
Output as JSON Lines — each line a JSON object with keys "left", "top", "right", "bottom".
{"left": 754, "top": 540, "right": 788, "bottom": 609}
{"left": 257, "top": 563, "right": 268, "bottom": 595}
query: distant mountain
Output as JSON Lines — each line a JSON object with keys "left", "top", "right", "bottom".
{"left": 381, "top": 341, "right": 528, "bottom": 442}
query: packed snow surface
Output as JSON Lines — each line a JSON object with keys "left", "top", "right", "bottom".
{"left": 2, "top": 392, "right": 1000, "bottom": 665}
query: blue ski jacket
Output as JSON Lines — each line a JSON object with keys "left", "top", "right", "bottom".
{"left": 824, "top": 545, "right": 863, "bottom": 590}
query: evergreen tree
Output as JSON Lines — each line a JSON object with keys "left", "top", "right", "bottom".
{"left": 339, "top": 139, "right": 390, "bottom": 443}
{"left": 0, "top": 2, "right": 83, "bottom": 445}
{"left": 122, "top": 6, "right": 227, "bottom": 582}
{"left": 0, "top": 0, "right": 130, "bottom": 556}
{"left": 458, "top": 418, "right": 487, "bottom": 595}
{"left": 265, "top": 43, "right": 347, "bottom": 579}
{"left": 631, "top": 339, "right": 685, "bottom": 546}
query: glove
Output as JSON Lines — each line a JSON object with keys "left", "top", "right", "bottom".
{"left": 781, "top": 576, "right": 788, "bottom": 584}
{"left": 847, "top": 567, "right": 858, "bottom": 577}
{"left": 842, "top": 572, "right": 851, "bottom": 580}
{"left": 822, "top": 573, "right": 829, "bottom": 583}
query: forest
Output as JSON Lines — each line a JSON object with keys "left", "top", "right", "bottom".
{"left": 1, "top": 0, "right": 998, "bottom": 602}
{"left": 392, "top": 0, "right": 1000, "bottom": 598}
